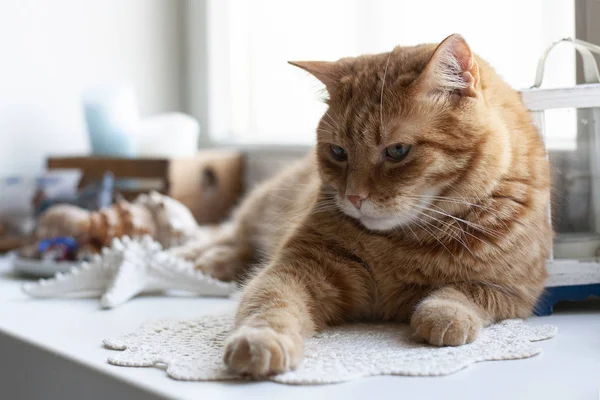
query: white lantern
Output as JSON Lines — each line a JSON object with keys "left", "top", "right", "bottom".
{"left": 520, "top": 38, "right": 600, "bottom": 314}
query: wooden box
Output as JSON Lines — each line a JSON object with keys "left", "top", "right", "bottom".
{"left": 47, "top": 150, "right": 244, "bottom": 224}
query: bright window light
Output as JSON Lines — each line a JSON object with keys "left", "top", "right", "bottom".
{"left": 204, "top": 0, "right": 575, "bottom": 146}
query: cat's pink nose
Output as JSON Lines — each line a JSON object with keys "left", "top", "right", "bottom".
{"left": 347, "top": 195, "right": 364, "bottom": 209}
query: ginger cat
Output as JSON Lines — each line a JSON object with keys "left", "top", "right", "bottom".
{"left": 172, "top": 34, "right": 552, "bottom": 377}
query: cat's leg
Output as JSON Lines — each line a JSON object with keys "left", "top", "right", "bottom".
{"left": 224, "top": 266, "right": 311, "bottom": 376}
{"left": 223, "top": 249, "right": 371, "bottom": 376}
{"left": 410, "top": 283, "right": 541, "bottom": 346}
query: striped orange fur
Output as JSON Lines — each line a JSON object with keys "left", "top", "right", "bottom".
{"left": 173, "top": 34, "right": 552, "bottom": 377}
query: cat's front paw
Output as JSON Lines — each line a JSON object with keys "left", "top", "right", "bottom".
{"left": 411, "top": 299, "right": 482, "bottom": 346}
{"left": 224, "top": 326, "right": 303, "bottom": 377}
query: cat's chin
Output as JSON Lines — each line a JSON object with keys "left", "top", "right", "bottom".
{"left": 358, "top": 214, "right": 416, "bottom": 231}
{"left": 335, "top": 192, "right": 436, "bottom": 232}
{"left": 336, "top": 200, "right": 419, "bottom": 232}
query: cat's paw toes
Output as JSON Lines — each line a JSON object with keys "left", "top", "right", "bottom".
{"left": 194, "top": 245, "right": 243, "bottom": 281}
{"left": 224, "top": 326, "right": 302, "bottom": 377}
{"left": 411, "top": 299, "right": 482, "bottom": 346}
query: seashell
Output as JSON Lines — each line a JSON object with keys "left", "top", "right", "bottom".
{"left": 36, "top": 192, "right": 199, "bottom": 250}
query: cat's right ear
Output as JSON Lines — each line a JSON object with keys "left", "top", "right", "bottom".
{"left": 288, "top": 61, "right": 339, "bottom": 91}
{"left": 412, "top": 34, "right": 480, "bottom": 98}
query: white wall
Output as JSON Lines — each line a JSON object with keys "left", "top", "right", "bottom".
{"left": 0, "top": 0, "right": 184, "bottom": 176}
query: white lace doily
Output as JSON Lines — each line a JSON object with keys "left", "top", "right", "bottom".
{"left": 103, "top": 314, "right": 556, "bottom": 385}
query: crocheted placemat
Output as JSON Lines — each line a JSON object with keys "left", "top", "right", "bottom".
{"left": 103, "top": 314, "right": 556, "bottom": 385}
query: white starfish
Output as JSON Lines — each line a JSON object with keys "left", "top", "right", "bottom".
{"left": 22, "top": 236, "right": 237, "bottom": 308}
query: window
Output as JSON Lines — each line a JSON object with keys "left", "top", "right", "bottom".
{"left": 201, "top": 0, "right": 575, "bottom": 145}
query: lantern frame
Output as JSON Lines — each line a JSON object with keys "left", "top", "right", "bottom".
{"left": 519, "top": 38, "right": 600, "bottom": 314}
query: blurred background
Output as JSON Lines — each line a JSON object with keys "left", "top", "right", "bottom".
{"left": 0, "top": 0, "right": 582, "bottom": 174}
{"left": 1, "top": 0, "right": 600, "bottom": 261}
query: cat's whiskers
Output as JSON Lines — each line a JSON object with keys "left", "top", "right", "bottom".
{"left": 399, "top": 225, "right": 407, "bottom": 236}
{"left": 312, "top": 196, "right": 344, "bottom": 212}
{"left": 318, "top": 119, "right": 338, "bottom": 133}
{"left": 424, "top": 210, "right": 490, "bottom": 248}
{"left": 405, "top": 222, "right": 421, "bottom": 244}
{"left": 323, "top": 111, "right": 339, "bottom": 127}
{"left": 321, "top": 111, "right": 341, "bottom": 137}
{"left": 415, "top": 210, "right": 477, "bottom": 259}
{"left": 411, "top": 216, "right": 457, "bottom": 260}
{"left": 402, "top": 193, "right": 511, "bottom": 233}
{"left": 267, "top": 193, "right": 308, "bottom": 203}
{"left": 421, "top": 205, "right": 502, "bottom": 240}
{"left": 426, "top": 201, "right": 511, "bottom": 235}
{"left": 265, "top": 201, "right": 341, "bottom": 226}
{"left": 417, "top": 209, "right": 466, "bottom": 242}
{"left": 403, "top": 194, "right": 493, "bottom": 211}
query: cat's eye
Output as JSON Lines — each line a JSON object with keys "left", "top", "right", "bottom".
{"left": 384, "top": 144, "right": 412, "bottom": 162}
{"left": 330, "top": 144, "right": 347, "bottom": 161}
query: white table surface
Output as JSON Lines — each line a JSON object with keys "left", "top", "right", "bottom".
{"left": 1, "top": 255, "right": 599, "bottom": 400}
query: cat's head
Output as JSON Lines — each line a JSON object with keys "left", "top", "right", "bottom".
{"left": 290, "top": 34, "right": 509, "bottom": 231}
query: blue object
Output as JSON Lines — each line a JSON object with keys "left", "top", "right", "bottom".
{"left": 38, "top": 237, "right": 79, "bottom": 261}
{"left": 83, "top": 85, "right": 140, "bottom": 157}
{"left": 534, "top": 284, "right": 600, "bottom": 316}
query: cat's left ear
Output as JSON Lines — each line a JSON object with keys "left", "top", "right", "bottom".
{"left": 413, "top": 34, "right": 480, "bottom": 98}
{"left": 288, "top": 61, "right": 339, "bottom": 91}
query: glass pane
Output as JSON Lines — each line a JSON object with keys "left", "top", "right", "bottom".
{"left": 547, "top": 107, "right": 600, "bottom": 260}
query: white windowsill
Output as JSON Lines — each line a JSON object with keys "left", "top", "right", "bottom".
{"left": 1, "top": 255, "right": 599, "bottom": 400}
